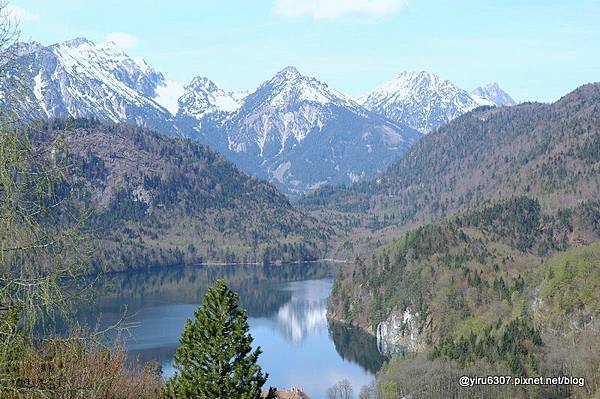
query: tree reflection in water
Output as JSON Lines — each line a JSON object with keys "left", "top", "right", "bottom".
{"left": 328, "top": 320, "right": 387, "bottom": 374}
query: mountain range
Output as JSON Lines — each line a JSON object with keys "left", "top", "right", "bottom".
{"left": 5, "top": 38, "right": 176, "bottom": 134}
{"left": 181, "top": 66, "right": 421, "bottom": 194}
{"left": 3, "top": 37, "right": 516, "bottom": 195}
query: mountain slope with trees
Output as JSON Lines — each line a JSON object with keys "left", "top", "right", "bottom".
{"left": 321, "top": 82, "right": 600, "bottom": 398}
{"left": 48, "top": 118, "right": 329, "bottom": 271}
{"left": 328, "top": 196, "right": 600, "bottom": 398}
{"left": 303, "top": 83, "right": 600, "bottom": 258}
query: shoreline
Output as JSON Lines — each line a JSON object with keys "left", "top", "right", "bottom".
{"left": 97, "top": 257, "right": 351, "bottom": 277}
{"left": 191, "top": 258, "right": 350, "bottom": 267}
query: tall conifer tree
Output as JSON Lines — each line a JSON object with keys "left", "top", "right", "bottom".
{"left": 165, "top": 279, "right": 275, "bottom": 399}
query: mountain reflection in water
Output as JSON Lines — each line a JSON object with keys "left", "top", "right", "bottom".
{"left": 275, "top": 280, "right": 329, "bottom": 344}
{"left": 71, "top": 263, "right": 384, "bottom": 399}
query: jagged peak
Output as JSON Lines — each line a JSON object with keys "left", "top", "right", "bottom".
{"left": 395, "top": 70, "right": 457, "bottom": 88}
{"left": 12, "top": 41, "right": 44, "bottom": 56}
{"left": 179, "top": 76, "right": 241, "bottom": 115}
{"left": 61, "top": 37, "right": 94, "bottom": 48}
{"left": 276, "top": 65, "right": 301, "bottom": 78}
{"left": 361, "top": 70, "right": 495, "bottom": 133}
{"left": 49, "top": 37, "right": 162, "bottom": 80}
{"left": 132, "top": 56, "right": 154, "bottom": 74}
{"left": 364, "top": 70, "right": 460, "bottom": 102}
{"left": 396, "top": 70, "right": 440, "bottom": 81}
{"left": 269, "top": 66, "right": 304, "bottom": 86}
{"left": 187, "top": 76, "right": 221, "bottom": 92}
{"left": 101, "top": 40, "right": 127, "bottom": 54}
{"left": 481, "top": 82, "right": 501, "bottom": 90}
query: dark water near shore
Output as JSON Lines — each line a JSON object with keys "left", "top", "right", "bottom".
{"left": 73, "top": 262, "right": 384, "bottom": 399}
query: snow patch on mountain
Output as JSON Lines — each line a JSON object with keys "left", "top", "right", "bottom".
{"left": 180, "top": 66, "right": 420, "bottom": 195}
{"left": 224, "top": 66, "right": 372, "bottom": 159}
{"left": 6, "top": 37, "right": 175, "bottom": 133}
{"left": 264, "top": 66, "right": 364, "bottom": 113}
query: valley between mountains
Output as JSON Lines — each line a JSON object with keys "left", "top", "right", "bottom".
{"left": 3, "top": 35, "right": 600, "bottom": 398}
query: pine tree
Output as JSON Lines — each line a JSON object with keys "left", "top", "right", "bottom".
{"left": 164, "top": 279, "right": 276, "bottom": 399}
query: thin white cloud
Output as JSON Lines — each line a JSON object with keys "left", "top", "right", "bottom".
{"left": 1, "top": 4, "right": 39, "bottom": 22}
{"left": 274, "top": 0, "right": 407, "bottom": 19}
{"left": 104, "top": 32, "right": 139, "bottom": 50}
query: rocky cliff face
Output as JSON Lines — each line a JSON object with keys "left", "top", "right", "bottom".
{"left": 376, "top": 308, "right": 429, "bottom": 356}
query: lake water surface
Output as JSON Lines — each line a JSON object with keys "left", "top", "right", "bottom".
{"left": 76, "top": 262, "right": 384, "bottom": 399}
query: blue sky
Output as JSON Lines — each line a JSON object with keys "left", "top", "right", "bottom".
{"left": 7, "top": 0, "right": 600, "bottom": 102}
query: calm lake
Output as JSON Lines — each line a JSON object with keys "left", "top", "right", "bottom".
{"left": 73, "top": 262, "right": 385, "bottom": 399}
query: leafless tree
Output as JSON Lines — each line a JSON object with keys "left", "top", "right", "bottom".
{"left": 0, "top": 1, "right": 95, "bottom": 394}
{"left": 358, "top": 382, "right": 381, "bottom": 399}
{"left": 327, "top": 379, "right": 354, "bottom": 399}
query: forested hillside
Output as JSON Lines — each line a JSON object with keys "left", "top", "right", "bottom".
{"left": 45, "top": 119, "right": 330, "bottom": 271}
{"left": 328, "top": 196, "right": 600, "bottom": 398}
{"left": 303, "top": 83, "right": 600, "bottom": 258}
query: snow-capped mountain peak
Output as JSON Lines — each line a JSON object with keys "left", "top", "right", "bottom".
{"left": 5, "top": 37, "right": 175, "bottom": 133}
{"left": 361, "top": 70, "right": 495, "bottom": 134}
{"left": 3, "top": 39, "right": 514, "bottom": 196}
{"left": 376, "top": 71, "right": 462, "bottom": 99}
{"left": 177, "top": 76, "right": 242, "bottom": 119}
{"left": 273, "top": 65, "right": 301, "bottom": 81}
{"left": 256, "top": 66, "right": 362, "bottom": 112}
{"left": 471, "top": 83, "right": 516, "bottom": 106}
{"left": 61, "top": 37, "right": 94, "bottom": 48}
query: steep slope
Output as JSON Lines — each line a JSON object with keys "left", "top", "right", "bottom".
{"left": 330, "top": 197, "right": 600, "bottom": 398}
{"left": 303, "top": 83, "right": 600, "bottom": 253}
{"left": 472, "top": 82, "right": 517, "bottom": 106}
{"left": 329, "top": 197, "right": 600, "bottom": 338}
{"left": 180, "top": 66, "right": 421, "bottom": 195}
{"left": 4, "top": 38, "right": 177, "bottom": 134}
{"left": 359, "top": 71, "right": 495, "bottom": 134}
{"left": 174, "top": 76, "right": 245, "bottom": 156}
{"left": 47, "top": 119, "right": 329, "bottom": 271}
{"left": 320, "top": 84, "right": 600, "bottom": 397}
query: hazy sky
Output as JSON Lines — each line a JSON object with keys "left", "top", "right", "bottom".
{"left": 7, "top": 0, "right": 600, "bottom": 102}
